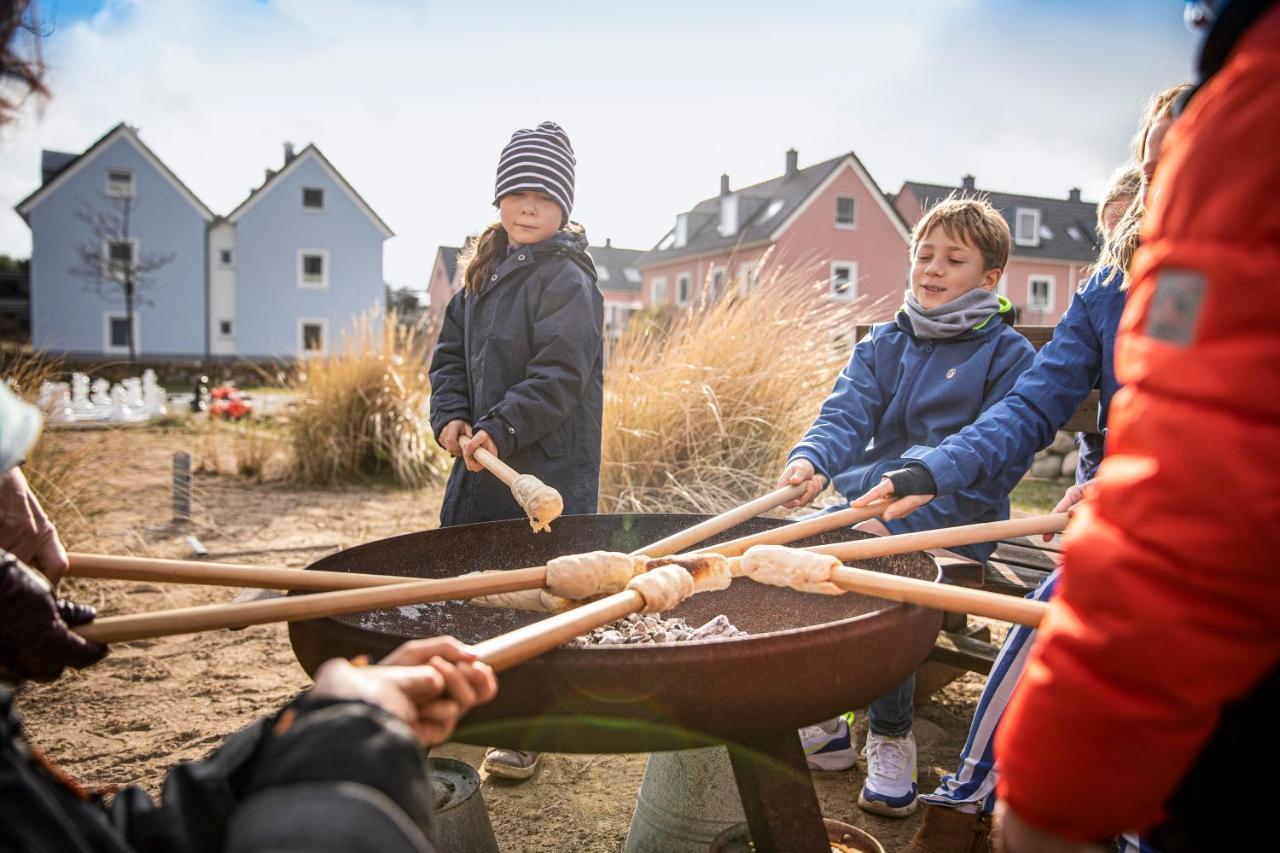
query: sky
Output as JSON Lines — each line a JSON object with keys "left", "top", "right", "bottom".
{"left": 1, "top": 0, "right": 1195, "bottom": 293}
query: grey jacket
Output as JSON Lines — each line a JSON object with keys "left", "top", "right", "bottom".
{"left": 429, "top": 230, "right": 604, "bottom": 526}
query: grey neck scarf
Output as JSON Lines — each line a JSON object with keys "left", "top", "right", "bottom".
{"left": 902, "top": 288, "right": 1002, "bottom": 339}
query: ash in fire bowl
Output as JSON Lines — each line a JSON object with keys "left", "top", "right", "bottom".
{"left": 565, "top": 613, "right": 748, "bottom": 647}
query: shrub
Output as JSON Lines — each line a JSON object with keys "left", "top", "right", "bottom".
{"left": 600, "top": 260, "right": 884, "bottom": 513}
{"left": 288, "top": 311, "right": 449, "bottom": 488}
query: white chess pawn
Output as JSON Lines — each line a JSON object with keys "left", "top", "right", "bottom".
{"left": 108, "top": 385, "right": 133, "bottom": 422}
{"left": 144, "top": 382, "right": 167, "bottom": 417}
{"left": 36, "top": 381, "right": 57, "bottom": 412}
{"left": 51, "top": 384, "right": 74, "bottom": 424}
{"left": 124, "top": 377, "right": 144, "bottom": 410}
{"left": 91, "top": 379, "right": 111, "bottom": 411}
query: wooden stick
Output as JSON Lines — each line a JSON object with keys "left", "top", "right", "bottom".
{"left": 807, "top": 514, "right": 1069, "bottom": 563}
{"left": 471, "top": 590, "right": 646, "bottom": 672}
{"left": 75, "top": 567, "right": 547, "bottom": 644}
{"left": 635, "top": 483, "right": 806, "bottom": 557}
{"left": 694, "top": 501, "right": 890, "bottom": 557}
{"left": 459, "top": 435, "right": 520, "bottom": 486}
{"left": 68, "top": 552, "right": 409, "bottom": 591}
{"left": 828, "top": 565, "right": 1047, "bottom": 627}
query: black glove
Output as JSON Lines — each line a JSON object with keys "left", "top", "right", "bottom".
{"left": 0, "top": 550, "right": 107, "bottom": 683}
{"left": 883, "top": 463, "right": 938, "bottom": 498}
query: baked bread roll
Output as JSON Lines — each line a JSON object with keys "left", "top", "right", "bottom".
{"left": 740, "top": 545, "right": 845, "bottom": 595}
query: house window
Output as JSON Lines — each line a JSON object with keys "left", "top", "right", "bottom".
{"left": 104, "top": 238, "right": 137, "bottom": 280}
{"left": 651, "top": 276, "right": 668, "bottom": 305}
{"left": 676, "top": 272, "right": 691, "bottom": 306}
{"left": 219, "top": 320, "right": 234, "bottom": 337}
{"left": 674, "top": 213, "right": 689, "bottom": 248}
{"left": 298, "top": 250, "right": 328, "bottom": 289}
{"left": 830, "top": 261, "right": 858, "bottom": 301}
{"left": 302, "top": 187, "right": 325, "bottom": 210}
{"left": 299, "top": 319, "right": 327, "bottom": 356}
{"left": 997, "top": 274, "right": 1008, "bottom": 298}
{"left": 106, "top": 169, "right": 134, "bottom": 198}
{"left": 103, "top": 312, "right": 139, "bottom": 354}
{"left": 623, "top": 268, "right": 642, "bottom": 285}
{"left": 596, "top": 266, "right": 611, "bottom": 282}
{"left": 219, "top": 249, "right": 234, "bottom": 267}
{"left": 737, "top": 261, "right": 759, "bottom": 294}
{"left": 708, "top": 267, "right": 726, "bottom": 301}
{"left": 1015, "top": 208, "right": 1041, "bottom": 247}
{"left": 1028, "top": 275, "right": 1055, "bottom": 312}
{"left": 835, "top": 195, "right": 857, "bottom": 229}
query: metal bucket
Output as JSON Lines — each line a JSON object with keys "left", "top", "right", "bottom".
{"left": 428, "top": 757, "right": 499, "bottom": 853}
{"left": 623, "top": 747, "right": 746, "bottom": 853}
{"left": 709, "top": 818, "right": 885, "bottom": 853}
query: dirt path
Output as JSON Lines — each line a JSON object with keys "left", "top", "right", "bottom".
{"left": 17, "top": 427, "right": 996, "bottom": 852}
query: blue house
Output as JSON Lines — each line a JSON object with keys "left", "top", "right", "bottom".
{"left": 15, "top": 124, "right": 393, "bottom": 360}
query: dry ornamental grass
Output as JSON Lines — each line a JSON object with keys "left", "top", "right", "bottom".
{"left": 600, "top": 259, "right": 885, "bottom": 514}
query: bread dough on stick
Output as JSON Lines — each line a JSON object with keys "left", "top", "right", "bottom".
{"left": 626, "top": 563, "right": 695, "bottom": 613}
{"left": 510, "top": 474, "right": 564, "bottom": 533}
{"left": 470, "top": 588, "right": 582, "bottom": 613}
{"left": 740, "top": 545, "right": 845, "bottom": 595}
{"left": 545, "top": 551, "right": 647, "bottom": 600}
{"left": 644, "top": 553, "right": 733, "bottom": 593}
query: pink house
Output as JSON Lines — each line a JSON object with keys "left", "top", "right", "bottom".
{"left": 636, "top": 149, "right": 912, "bottom": 321}
{"left": 426, "top": 245, "right": 461, "bottom": 322}
{"left": 894, "top": 177, "right": 1100, "bottom": 325}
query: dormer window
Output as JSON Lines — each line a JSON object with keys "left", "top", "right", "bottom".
{"left": 719, "top": 195, "right": 739, "bottom": 237}
{"left": 302, "top": 187, "right": 325, "bottom": 210}
{"left": 674, "top": 213, "right": 689, "bottom": 248}
{"left": 106, "top": 169, "right": 134, "bottom": 198}
{"left": 597, "top": 266, "right": 611, "bottom": 282}
{"left": 1015, "top": 208, "right": 1041, "bottom": 247}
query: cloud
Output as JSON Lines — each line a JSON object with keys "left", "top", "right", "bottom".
{"left": 2, "top": 0, "right": 1193, "bottom": 290}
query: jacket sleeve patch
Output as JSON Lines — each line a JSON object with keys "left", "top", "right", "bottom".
{"left": 1146, "top": 269, "right": 1206, "bottom": 347}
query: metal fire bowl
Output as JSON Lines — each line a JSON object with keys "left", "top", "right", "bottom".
{"left": 289, "top": 513, "right": 946, "bottom": 753}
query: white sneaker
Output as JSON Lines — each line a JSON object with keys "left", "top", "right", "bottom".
{"left": 857, "top": 730, "right": 918, "bottom": 817}
{"left": 799, "top": 711, "right": 857, "bottom": 771}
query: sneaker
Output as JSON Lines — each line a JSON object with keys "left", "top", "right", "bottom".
{"left": 857, "top": 730, "right": 918, "bottom": 817}
{"left": 901, "top": 802, "right": 991, "bottom": 853}
{"left": 481, "top": 748, "right": 540, "bottom": 781}
{"left": 800, "top": 711, "right": 857, "bottom": 771}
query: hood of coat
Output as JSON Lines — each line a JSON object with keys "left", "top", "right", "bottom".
{"left": 892, "top": 294, "right": 1015, "bottom": 342}
{"left": 524, "top": 229, "right": 596, "bottom": 277}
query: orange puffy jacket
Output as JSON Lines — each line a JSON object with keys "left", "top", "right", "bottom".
{"left": 994, "top": 4, "right": 1280, "bottom": 841}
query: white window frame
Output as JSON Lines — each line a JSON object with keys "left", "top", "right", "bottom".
{"left": 102, "top": 237, "right": 139, "bottom": 281}
{"left": 675, "top": 272, "right": 692, "bottom": 306}
{"left": 302, "top": 187, "right": 326, "bottom": 211}
{"left": 596, "top": 265, "right": 611, "bottom": 282}
{"left": 298, "top": 249, "right": 329, "bottom": 290}
{"left": 105, "top": 168, "right": 135, "bottom": 198}
{"left": 218, "top": 248, "right": 234, "bottom": 268}
{"left": 834, "top": 194, "right": 858, "bottom": 229}
{"left": 651, "top": 276, "right": 668, "bottom": 305}
{"left": 997, "top": 273, "right": 1008, "bottom": 298}
{"left": 829, "top": 261, "right": 858, "bottom": 301}
{"left": 708, "top": 266, "right": 726, "bottom": 301}
{"left": 102, "top": 311, "right": 140, "bottom": 355}
{"left": 674, "top": 213, "right": 689, "bottom": 248}
{"left": 298, "top": 318, "right": 328, "bottom": 357}
{"left": 1028, "top": 274, "right": 1056, "bottom": 312}
{"left": 1015, "top": 208, "right": 1041, "bottom": 247}
{"left": 737, "top": 260, "right": 759, "bottom": 295}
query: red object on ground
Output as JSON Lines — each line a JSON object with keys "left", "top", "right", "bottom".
{"left": 995, "top": 8, "right": 1280, "bottom": 841}
{"left": 208, "top": 385, "right": 254, "bottom": 420}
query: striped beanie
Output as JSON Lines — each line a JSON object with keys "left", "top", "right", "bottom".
{"left": 493, "top": 121, "right": 576, "bottom": 223}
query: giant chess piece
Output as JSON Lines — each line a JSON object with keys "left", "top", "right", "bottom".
{"left": 36, "top": 381, "right": 74, "bottom": 424}
{"left": 90, "top": 378, "right": 112, "bottom": 413}
{"left": 142, "top": 369, "right": 167, "bottom": 417}
{"left": 190, "top": 374, "right": 210, "bottom": 414}
{"left": 108, "top": 385, "right": 134, "bottom": 422}
{"left": 70, "top": 373, "right": 95, "bottom": 415}
{"left": 123, "top": 377, "right": 144, "bottom": 411}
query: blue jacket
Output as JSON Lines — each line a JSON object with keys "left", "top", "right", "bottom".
{"left": 791, "top": 301, "right": 1035, "bottom": 562}
{"left": 429, "top": 230, "right": 604, "bottom": 526}
{"left": 915, "top": 268, "right": 1126, "bottom": 498}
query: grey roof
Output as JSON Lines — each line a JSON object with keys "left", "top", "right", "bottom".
{"left": 437, "top": 245, "right": 461, "bottom": 282}
{"left": 637, "top": 152, "right": 874, "bottom": 267}
{"left": 587, "top": 242, "right": 645, "bottom": 293}
{"left": 899, "top": 181, "right": 1100, "bottom": 263}
{"left": 41, "top": 150, "right": 78, "bottom": 184}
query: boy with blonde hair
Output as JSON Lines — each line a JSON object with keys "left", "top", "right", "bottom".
{"left": 779, "top": 196, "right": 1035, "bottom": 817}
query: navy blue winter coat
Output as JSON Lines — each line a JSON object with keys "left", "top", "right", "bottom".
{"left": 914, "top": 267, "right": 1125, "bottom": 498}
{"left": 429, "top": 230, "right": 604, "bottom": 527}
{"left": 791, "top": 300, "right": 1035, "bottom": 562}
